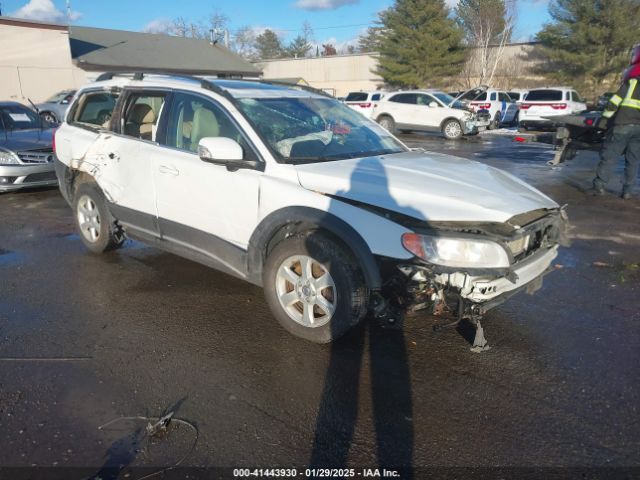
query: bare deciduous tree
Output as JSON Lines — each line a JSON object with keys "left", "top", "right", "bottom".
{"left": 456, "top": 0, "right": 517, "bottom": 87}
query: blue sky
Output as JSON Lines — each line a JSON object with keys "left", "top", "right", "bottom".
{"left": 3, "top": 0, "right": 552, "bottom": 48}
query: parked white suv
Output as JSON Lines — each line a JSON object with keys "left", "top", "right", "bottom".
{"left": 54, "top": 74, "right": 566, "bottom": 344}
{"left": 519, "top": 87, "right": 587, "bottom": 130}
{"left": 372, "top": 90, "right": 490, "bottom": 139}
{"left": 455, "top": 87, "right": 519, "bottom": 128}
{"left": 344, "top": 91, "right": 384, "bottom": 118}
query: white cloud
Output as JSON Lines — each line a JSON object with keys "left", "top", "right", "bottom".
{"left": 12, "top": 0, "right": 81, "bottom": 23}
{"left": 142, "top": 18, "right": 173, "bottom": 34}
{"left": 294, "top": 0, "right": 359, "bottom": 11}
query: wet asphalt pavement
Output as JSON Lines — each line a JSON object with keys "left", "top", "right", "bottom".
{"left": 0, "top": 131, "right": 639, "bottom": 477}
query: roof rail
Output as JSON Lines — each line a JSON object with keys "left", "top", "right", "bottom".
{"left": 93, "top": 71, "right": 333, "bottom": 99}
{"left": 257, "top": 79, "right": 333, "bottom": 98}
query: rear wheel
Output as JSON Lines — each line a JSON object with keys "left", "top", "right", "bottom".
{"left": 442, "top": 119, "right": 463, "bottom": 140}
{"left": 488, "top": 112, "right": 501, "bottom": 130}
{"left": 73, "top": 183, "right": 123, "bottom": 254}
{"left": 263, "top": 232, "right": 368, "bottom": 343}
{"left": 377, "top": 115, "right": 396, "bottom": 134}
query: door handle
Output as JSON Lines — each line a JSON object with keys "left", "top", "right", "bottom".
{"left": 158, "top": 165, "right": 179, "bottom": 176}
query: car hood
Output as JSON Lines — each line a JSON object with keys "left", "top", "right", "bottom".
{"left": 295, "top": 151, "right": 559, "bottom": 224}
{"left": 0, "top": 128, "right": 54, "bottom": 152}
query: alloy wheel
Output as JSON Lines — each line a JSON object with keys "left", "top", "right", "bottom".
{"left": 77, "top": 195, "right": 101, "bottom": 243}
{"left": 275, "top": 255, "right": 337, "bottom": 328}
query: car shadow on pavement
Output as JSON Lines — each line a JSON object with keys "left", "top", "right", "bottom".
{"left": 309, "top": 157, "right": 422, "bottom": 474}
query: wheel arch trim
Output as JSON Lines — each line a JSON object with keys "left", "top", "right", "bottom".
{"left": 247, "top": 206, "right": 382, "bottom": 290}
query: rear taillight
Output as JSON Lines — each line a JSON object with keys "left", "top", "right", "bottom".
{"left": 52, "top": 128, "right": 57, "bottom": 154}
{"left": 520, "top": 103, "right": 531, "bottom": 110}
{"left": 358, "top": 103, "right": 372, "bottom": 108}
{"left": 551, "top": 103, "right": 567, "bottom": 110}
{"left": 585, "top": 118, "right": 595, "bottom": 126}
{"left": 472, "top": 102, "right": 491, "bottom": 110}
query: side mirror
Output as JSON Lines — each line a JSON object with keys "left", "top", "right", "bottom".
{"left": 428, "top": 101, "right": 439, "bottom": 108}
{"left": 198, "top": 137, "right": 261, "bottom": 172}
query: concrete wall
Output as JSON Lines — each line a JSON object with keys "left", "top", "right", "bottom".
{"left": 257, "top": 45, "right": 548, "bottom": 95}
{"left": 0, "top": 21, "right": 88, "bottom": 103}
{"left": 258, "top": 54, "right": 383, "bottom": 97}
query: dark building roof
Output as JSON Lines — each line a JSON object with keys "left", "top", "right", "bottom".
{"left": 68, "top": 26, "right": 261, "bottom": 77}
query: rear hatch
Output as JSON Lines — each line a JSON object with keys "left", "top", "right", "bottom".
{"left": 520, "top": 89, "right": 568, "bottom": 118}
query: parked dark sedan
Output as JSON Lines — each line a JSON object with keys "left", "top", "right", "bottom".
{"left": 0, "top": 102, "right": 57, "bottom": 192}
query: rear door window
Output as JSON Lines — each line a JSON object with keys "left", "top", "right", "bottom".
{"left": 389, "top": 93, "right": 418, "bottom": 104}
{"left": 72, "top": 91, "right": 120, "bottom": 128}
{"left": 525, "top": 90, "right": 563, "bottom": 102}
{"left": 121, "top": 92, "right": 168, "bottom": 142}
{"left": 490, "top": 92, "right": 497, "bottom": 101}
{"left": 371, "top": 93, "right": 381, "bottom": 101}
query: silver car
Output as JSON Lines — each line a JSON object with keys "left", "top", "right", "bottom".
{"left": 35, "top": 90, "right": 75, "bottom": 124}
{"left": 0, "top": 102, "right": 57, "bottom": 192}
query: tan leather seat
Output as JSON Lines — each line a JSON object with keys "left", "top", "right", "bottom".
{"left": 125, "top": 104, "right": 156, "bottom": 140}
{"left": 190, "top": 107, "right": 220, "bottom": 151}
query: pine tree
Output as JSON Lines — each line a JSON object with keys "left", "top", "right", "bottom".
{"left": 536, "top": 0, "right": 640, "bottom": 97}
{"left": 358, "top": 24, "right": 384, "bottom": 53}
{"left": 255, "top": 29, "right": 285, "bottom": 60}
{"left": 287, "top": 35, "right": 312, "bottom": 58}
{"left": 376, "top": 0, "right": 465, "bottom": 88}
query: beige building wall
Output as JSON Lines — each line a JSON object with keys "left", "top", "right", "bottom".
{"left": 0, "top": 20, "right": 88, "bottom": 103}
{"left": 258, "top": 54, "right": 383, "bottom": 97}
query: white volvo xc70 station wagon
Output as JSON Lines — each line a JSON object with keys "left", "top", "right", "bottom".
{"left": 53, "top": 74, "right": 567, "bottom": 344}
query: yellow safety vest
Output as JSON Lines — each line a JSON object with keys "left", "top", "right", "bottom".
{"left": 603, "top": 78, "right": 640, "bottom": 118}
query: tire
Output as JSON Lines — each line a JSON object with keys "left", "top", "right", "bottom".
{"left": 40, "top": 112, "right": 57, "bottom": 124}
{"left": 488, "top": 112, "right": 500, "bottom": 130}
{"left": 73, "top": 183, "right": 123, "bottom": 254}
{"left": 377, "top": 115, "right": 396, "bottom": 134}
{"left": 263, "top": 231, "right": 369, "bottom": 343}
{"left": 442, "top": 119, "right": 463, "bottom": 140}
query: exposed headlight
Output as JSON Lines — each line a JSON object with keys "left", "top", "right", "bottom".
{"left": 0, "top": 149, "right": 20, "bottom": 165}
{"left": 402, "top": 233, "right": 510, "bottom": 269}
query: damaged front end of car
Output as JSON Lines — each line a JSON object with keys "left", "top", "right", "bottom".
{"left": 369, "top": 207, "right": 569, "bottom": 348}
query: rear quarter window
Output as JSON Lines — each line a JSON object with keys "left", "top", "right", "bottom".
{"left": 71, "top": 91, "right": 120, "bottom": 128}
{"left": 525, "top": 90, "right": 563, "bottom": 101}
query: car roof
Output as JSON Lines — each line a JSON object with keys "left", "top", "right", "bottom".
{"left": 78, "top": 74, "right": 330, "bottom": 100}
{"left": 386, "top": 89, "right": 447, "bottom": 95}
{"left": 0, "top": 101, "right": 31, "bottom": 108}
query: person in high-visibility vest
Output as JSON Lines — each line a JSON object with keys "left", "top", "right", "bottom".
{"left": 592, "top": 44, "right": 640, "bottom": 199}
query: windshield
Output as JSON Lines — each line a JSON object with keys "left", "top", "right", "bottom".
{"left": 0, "top": 104, "right": 41, "bottom": 130}
{"left": 431, "top": 92, "right": 456, "bottom": 106}
{"left": 236, "top": 97, "right": 406, "bottom": 164}
{"left": 45, "top": 91, "right": 74, "bottom": 103}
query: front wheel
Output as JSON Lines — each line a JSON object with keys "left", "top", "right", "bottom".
{"left": 263, "top": 232, "right": 368, "bottom": 343}
{"left": 73, "top": 183, "right": 124, "bottom": 254}
{"left": 442, "top": 119, "right": 463, "bottom": 140}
